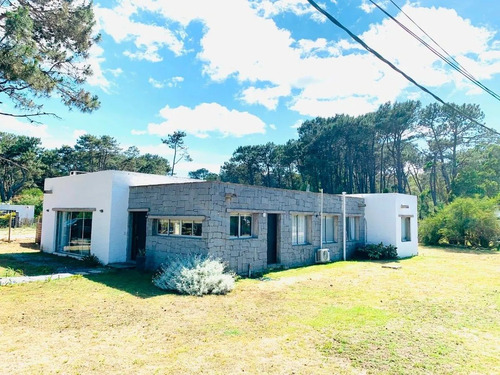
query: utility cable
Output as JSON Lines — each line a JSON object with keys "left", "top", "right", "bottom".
{"left": 369, "top": 0, "right": 500, "bottom": 102}
{"left": 305, "top": 0, "right": 500, "bottom": 136}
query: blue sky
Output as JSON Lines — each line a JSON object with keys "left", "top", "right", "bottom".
{"left": 2, "top": 0, "right": 500, "bottom": 176}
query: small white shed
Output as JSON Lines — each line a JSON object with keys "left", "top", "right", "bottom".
{"left": 356, "top": 193, "right": 418, "bottom": 258}
{"left": 0, "top": 204, "right": 35, "bottom": 225}
{"left": 41, "top": 171, "right": 194, "bottom": 264}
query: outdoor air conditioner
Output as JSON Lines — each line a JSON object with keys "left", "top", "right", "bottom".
{"left": 315, "top": 248, "right": 330, "bottom": 263}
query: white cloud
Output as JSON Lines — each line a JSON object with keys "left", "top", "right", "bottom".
{"left": 95, "top": 4, "right": 186, "bottom": 62}
{"left": 95, "top": 1, "right": 500, "bottom": 118}
{"left": 148, "top": 78, "right": 165, "bottom": 89}
{"left": 84, "top": 44, "right": 112, "bottom": 92}
{"left": 149, "top": 76, "right": 184, "bottom": 89}
{"left": 0, "top": 116, "right": 51, "bottom": 139}
{"left": 291, "top": 119, "right": 304, "bottom": 129}
{"left": 240, "top": 85, "right": 291, "bottom": 110}
{"left": 108, "top": 68, "right": 123, "bottom": 77}
{"left": 147, "top": 102, "right": 266, "bottom": 138}
{"left": 168, "top": 76, "right": 184, "bottom": 87}
{"left": 137, "top": 143, "right": 171, "bottom": 157}
{"left": 131, "top": 129, "right": 147, "bottom": 135}
{"left": 251, "top": 0, "right": 324, "bottom": 22}
{"left": 72, "top": 129, "right": 87, "bottom": 140}
{"left": 0, "top": 115, "right": 87, "bottom": 149}
{"left": 269, "top": 124, "right": 277, "bottom": 130}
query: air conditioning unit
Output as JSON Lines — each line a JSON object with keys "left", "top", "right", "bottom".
{"left": 315, "top": 248, "right": 330, "bottom": 263}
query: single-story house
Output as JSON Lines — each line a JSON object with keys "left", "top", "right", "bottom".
{"left": 0, "top": 204, "right": 35, "bottom": 226}
{"left": 41, "top": 170, "right": 418, "bottom": 274}
{"left": 40, "top": 170, "right": 195, "bottom": 265}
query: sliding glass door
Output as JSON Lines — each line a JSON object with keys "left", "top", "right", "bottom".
{"left": 56, "top": 211, "right": 93, "bottom": 256}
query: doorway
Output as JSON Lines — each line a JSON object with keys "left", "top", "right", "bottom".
{"left": 267, "top": 214, "right": 279, "bottom": 265}
{"left": 130, "top": 211, "right": 147, "bottom": 260}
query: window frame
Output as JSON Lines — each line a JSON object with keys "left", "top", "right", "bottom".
{"left": 230, "top": 213, "right": 254, "bottom": 238}
{"left": 346, "top": 216, "right": 360, "bottom": 242}
{"left": 55, "top": 210, "right": 93, "bottom": 256}
{"left": 292, "top": 214, "right": 309, "bottom": 245}
{"left": 156, "top": 218, "right": 203, "bottom": 238}
{"left": 322, "top": 215, "right": 338, "bottom": 243}
{"left": 401, "top": 216, "right": 411, "bottom": 242}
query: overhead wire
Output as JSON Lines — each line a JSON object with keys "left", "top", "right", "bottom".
{"left": 369, "top": 0, "right": 500, "bottom": 102}
{"left": 304, "top": 0, "right": 500, "bottom": 136}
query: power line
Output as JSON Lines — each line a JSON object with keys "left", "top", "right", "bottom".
{"left": 369, "top": 0, "right": 500, "bottom": 102}
{"left": 304, "top": 0, "right": 500, "bottom": 136}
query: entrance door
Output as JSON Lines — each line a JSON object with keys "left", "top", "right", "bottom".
{"left": 130, "top": 212, "right": 147, "bottom": 260}
{"left": 267, "top": 214, "right": 278, "bottom": 265}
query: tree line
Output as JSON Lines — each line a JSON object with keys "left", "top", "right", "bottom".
{"left": 2, "top": 100, "right": 499, "bottom": 219}
{"left": 218, "top": 100, "right": 500, "bottom": 217}
{"left": 0, "top": 133, "right": 171, "bottom": 201}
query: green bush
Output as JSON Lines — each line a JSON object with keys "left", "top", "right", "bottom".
{"left": 419, "top": 197, "right": 500, "bottom": 247}
{"left": 12, "top": 188, "right": 44, "bottom": 217}
{"left": 81, "top": 254, "right": 102, "bottom": 267}
{"left": 355, "top": 242, "right": 398, "bottom": 260}
{"left": 153, "top": 254, "right": 235, "bottom": 296}
{"left": 419, "top": 214, "right": 442, "bottom": 246}
{"left": 0, "top": 212, "right": 16, "bottom": 228}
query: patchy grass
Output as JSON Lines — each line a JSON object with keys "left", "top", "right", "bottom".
{"left": 0, "top": 239, "right": 91, "bottom": 277}
{"left": 0, "top": 243, "right": 498, "bottom": 374}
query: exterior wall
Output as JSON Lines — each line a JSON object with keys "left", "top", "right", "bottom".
{"left": 357, "top": 193, "right": 418, "bottom": 258}
{"left": 130, "top": 182, "right": 365, "bottom": 274}
{"left": 0, "top": 204, "right": 35, "bottom": 224}
{"left": 41, "top": 170, "right": 195, "bottom": 264}
{"left": 41, "top": 171, "right": 115, "bottom": 263}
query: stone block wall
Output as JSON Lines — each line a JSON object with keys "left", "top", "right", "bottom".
{"left": 129, "top": 181, "right": 365, "bottom": 275}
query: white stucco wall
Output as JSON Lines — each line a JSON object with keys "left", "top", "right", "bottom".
{"left": 0, "top": 204, "right": 35, "bottom": 223}
{"left": 356, "top": 193, "right": 418, "bottom": 258}
{"left": 41, "top": 170, "right": 195, "bottom": 264}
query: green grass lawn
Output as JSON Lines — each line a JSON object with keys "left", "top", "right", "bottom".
{"left": 0, "top": 234, "right": 91, "bottom": 277}
{"left": 0, "top": 242, "right": 498, "bottom": 374}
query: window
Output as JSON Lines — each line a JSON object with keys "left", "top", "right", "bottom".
{"left": 56, "top": 211, "right": 92, "bottom": 256}
{"left": 157, "top": 219, "right": 202, "bottom": 237}
{"left": 292, "top": 214, "right": 308, "bottom": 245}
{"left": 346, "top": 216, "right": 360, "bottom": 241}
{"left": 230, "top": 214, "right": 253, "bottom": 238}
{"left": 322, "top": 215, "right": 338, "bottom": 243}
{"left": 401, "top": 216, "right": 411, "bottom": 242}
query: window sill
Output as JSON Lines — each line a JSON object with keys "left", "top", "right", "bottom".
{"left": 156, "top": 234, "right": 203, "bottom": 239}
{"left": 229, "top": 236, "right": 257, "bottom": 240}
{"left": 292, "top": 242, "right": 310, "bottom": 246}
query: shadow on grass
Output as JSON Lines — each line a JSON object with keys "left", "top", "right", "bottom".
{"left": 19, "top": 242, "right": 40, "bottom": 250}
{"left": 84, "top": 270, "right": 170, "bottom": 299}
{"left": 0, "top": 246, "right": 96, "bottom": 277}
{"left": 0, "top": 251, "right": 85, "bottom": 276}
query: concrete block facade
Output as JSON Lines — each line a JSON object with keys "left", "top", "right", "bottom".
{"left": 129, "top": 181, "right": 365, "bottom": 274}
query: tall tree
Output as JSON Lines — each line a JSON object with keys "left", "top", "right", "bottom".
{"left": 74, "top": 134, "right": 121, "bottom": 172}
{"left": 188, "top": 168, "right": 218, "bottom": 181}
{"left": 162, "top": 131, "right": 192, "bottom": 176}
{"left": 0, "top": 0, "right": 100, "bottom": 120}
{"left": 378, "top": 101, "right": 421, "bottom": 193}
{"left": 0, "top": 132, "right": 41, "bottom": 201}
{"left": 419, "top": 102, "right": 488, "bottom": 201}
{"left": 135, "top": 154, "right": 171, "bottom": 175}
{"left": 220, "top": 145, "right": 262, "bottom": 185}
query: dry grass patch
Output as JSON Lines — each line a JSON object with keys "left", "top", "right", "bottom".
{"left": 0, "top": 242, "right": 499, "bottom": 374}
